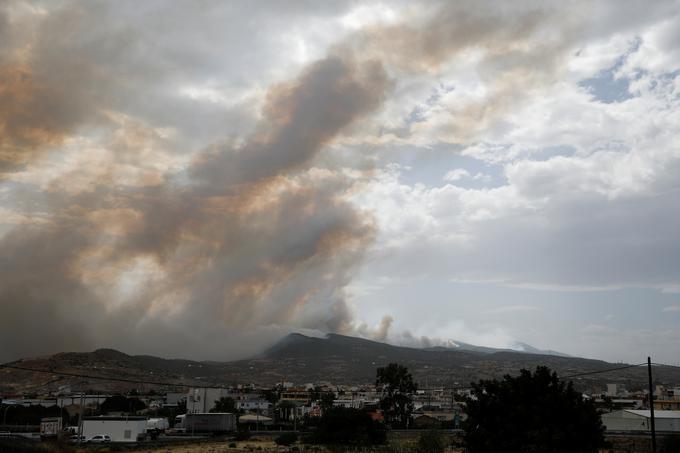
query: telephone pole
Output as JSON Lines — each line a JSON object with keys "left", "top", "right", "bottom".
{"left": 647, "top": 357, "right": 656, "bottom": 453}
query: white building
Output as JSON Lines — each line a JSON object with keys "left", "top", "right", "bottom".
{"left": 602, "top": 410, "right": 680, "bottom": 432}
{"left": 82, "top": 416, "right": 147, "bottom": 442}
{"left": 236, "top": 398, "right": 270, "bottom": 412}
{"left": 186, "top": 388, "right": 231, "bottom": 413}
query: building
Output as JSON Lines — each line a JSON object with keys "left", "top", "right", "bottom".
{"left": 57, "top": 395, "right": 110, "bottom": 408}
{"left": 186, "top": 388, "right": 231, "bottom": 414}
{"left": 165, "top": 392, "right": 187, "bottom": 407}
{"left": 655, "top": 400, "right": 680, "bottom": 411}
{"left": 654, "top": 385, "right": 680, "bottom": 410}
{"left": 82, "top": 416, "right": 147, "bottom": 442}
{"left": 602, "top": 410, "right": 680, "bottom": 432}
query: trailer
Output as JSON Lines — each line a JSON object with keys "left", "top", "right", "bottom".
{"left": 179, "top": 413, "right": 236, "bottom": 434}
{"left": 146, "top": 417, "right": 169, "bottom": 432}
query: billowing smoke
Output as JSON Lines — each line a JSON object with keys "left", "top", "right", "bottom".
{"left": 0, "top": 1, "right": 390, "bottom": 361}
{"left": 0, "top": 1, "right": 590, "bottom": 361}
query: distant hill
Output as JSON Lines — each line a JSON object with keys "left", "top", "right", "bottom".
{"left": 1, "top": 333, "right": 677, "bottom": 394}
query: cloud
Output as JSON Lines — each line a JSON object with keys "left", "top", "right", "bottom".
{"left": 443, "top": 169, "right": 491, "bottom": 183}
{"left": 482, "top": 305, "right": 541, "bottom": 315}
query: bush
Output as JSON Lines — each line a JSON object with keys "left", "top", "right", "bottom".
{"left": 229, "top": 442, "right": 237, "bottom": 448}
{"left": 307, "top": 407, "right": 386, "bottom": 446}
{"left": 275, "top": 432, "right": 298, "bottom": 446}
{"left": 418, "top": 429, "right": 446, "bottom": 453}
{"left": 0, "top": 438, "right": 48, "bottom": 453}
{"left": 235, "top": 428, "right": 251, "bottom": 441}
{"left": 662, "top": 433, "right": 680, "bottom": 453}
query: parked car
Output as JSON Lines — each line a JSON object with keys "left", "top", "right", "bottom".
{"left": 67, "top": 435, "right": 86, "bottom": 443}
{"left": 87, "top": 434, "right": 111, "bottom": 444}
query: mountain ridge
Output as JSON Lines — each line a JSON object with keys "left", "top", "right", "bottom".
{"left": 2, "top": 333, "right": 677, "bottom": 394}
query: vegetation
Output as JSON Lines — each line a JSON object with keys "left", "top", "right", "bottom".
{"left": 417, "top": 429, "right": 446, "bottom": 453}
{"left": 275, "top": 432, "right": 298, "bottom": 446}
{"left": 210, "top": 396, "right": 237, "bottom": 413}
{"left": 261, "top": 387, "right": 280, "bottom": 405}
{"left": 376, "top": 363, "right": 417, "bottom": 427}
{"left": 100, "top": 394, "right": 146, "bottom": 414}
{"left": 0, "top": 438, "right": 48, "bottom": 453}
{"left": 319, "top": 391, "right": 335, "bottom": 413}
{"left": 463, "top": 366, "right": 607, "bottom": 453}
{"left": 306, "top": 407, "right": 386, "bottom": 446}
{"left": 662, "top": 433, "right": 680, "bottom": 453}
{"left": 0, "top": 404, "right": 65, "bottom": 425}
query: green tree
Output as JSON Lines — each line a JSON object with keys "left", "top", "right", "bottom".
{"left": 376, "top": 363, "right": 417, "bottom": 427}
{"left": 320, "top": 391, "right": 335, "bottom": 413}
{"left": 262, "top": 387, "right": 280, "bottom": 405}
{"left": 100, "top": 395, "right": 146, "bottom": 414}
{"left": 210, "top": 396, "right": 237, "bottom": 413}
{"left": 307, "top": 407, "right": 386, "bottom": 446}
{"left": 463, "top": 366, "right": 607, "bottom": 453}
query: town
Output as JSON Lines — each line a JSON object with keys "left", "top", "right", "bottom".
{"left": 1, "top": 362, "right": 680, "bottom": 452}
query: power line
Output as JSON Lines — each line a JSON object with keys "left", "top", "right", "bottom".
{"left": 0, "top": 363, "right": 227, "bottom": 390}
{"left": 561, "top": 363, "right": 647, "bottom": 379}
{"left": 0, "top": 361, "right": 658, "bottom": 393}
{"left": 651, "top": 362, "right": 680, "bottom": 370}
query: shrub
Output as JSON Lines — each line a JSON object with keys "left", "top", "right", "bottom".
{"left": 307, "top": 407, "right": 386, "bottom": 446}
{"left": 662, "top": 433, "right": 680, "bottom": 453}
{"left": 275, "top": 432, "right": 298, "bottom": 446}
{"left": 235, "top": 428, "right": 251, "bottom": 441}
{"left": 418, "top": 429, "right": 446, "bottom": 453}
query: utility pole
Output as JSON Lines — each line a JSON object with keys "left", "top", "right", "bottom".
{"left": 78, "top": 390, "right": 85, "bottom": 442}
{"left": 647, "top": 357, "right": 657, "bottom": 453}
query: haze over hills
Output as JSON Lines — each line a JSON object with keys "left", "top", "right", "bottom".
{"left": 1, "top": 333, "right": 677, "bottom": 395}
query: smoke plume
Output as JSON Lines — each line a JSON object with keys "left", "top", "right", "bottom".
{"left": 0, "top": 0, "right": 590, "bottom": 361}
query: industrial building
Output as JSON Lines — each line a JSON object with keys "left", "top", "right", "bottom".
{"left": 601, "top": 410, "right": 680, "bottom": 432}
{"left": 82, "top": 416, "right": 147, "bottom": 443}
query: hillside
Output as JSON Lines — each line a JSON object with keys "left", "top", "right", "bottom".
{"left": 2, "top": 333, "right": 678, "bottom": 394}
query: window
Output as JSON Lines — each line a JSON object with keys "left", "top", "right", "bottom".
{"left": 124, "top": 429, "right": 131, "bottom": 439}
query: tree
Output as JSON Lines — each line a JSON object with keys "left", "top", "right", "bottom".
{"left": 307, "top": 407, "right": 386, "bottom": 446}
{"left": 262, "top": 387, "right": 280, "bottom": 405}
{"left": 319, "top": 391, "right": 335, "bottom": 413}
{"left": 210, "top": 396, "right": 236, "bottom": 413}
{"left": 100, "top": 395, "right": 146, "bottom": 414}
{"left": 463, "top": 366, "right": 607, "bottom": 453}
{"left": 376, "top": 363, "right": 417, "bottom": 427}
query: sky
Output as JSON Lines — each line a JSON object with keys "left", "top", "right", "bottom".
{"left": 1, "top": 0, "right": 679, "bottom": 364}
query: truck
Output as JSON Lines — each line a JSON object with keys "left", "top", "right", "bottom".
{"left": 175, "top": 413, "right": 236, "bottom": 434}
{"left": 40, "top": 417, "right": 62, "bottom": 438}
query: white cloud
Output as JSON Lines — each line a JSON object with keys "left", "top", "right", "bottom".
{"left": 482, "top": 305, "right": 541, "bottom": 315}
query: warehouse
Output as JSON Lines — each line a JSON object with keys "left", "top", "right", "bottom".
{"left": 601, "top": 410, "right": 680, "bottom": 432}
{"left": 82, "top": 416, "right": 147, "bottom": 443}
